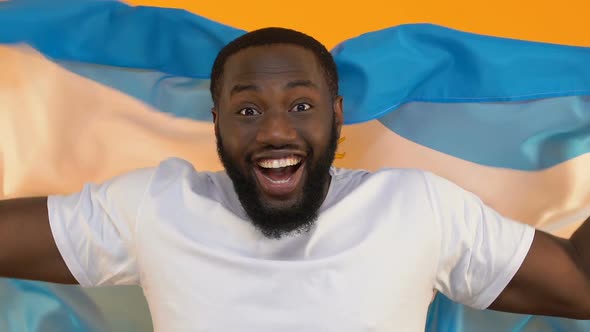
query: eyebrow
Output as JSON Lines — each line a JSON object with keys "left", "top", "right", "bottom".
{"left": 284, "top": 79, "right": 319, "bottom": 90}
{"left": 229, "top": 79, "right": 319, "bottom": 97}
{"left": 230, "top": 84, "right": 259, "bottom": 97}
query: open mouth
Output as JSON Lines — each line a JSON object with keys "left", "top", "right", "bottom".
{"left": 253, "top": 155, "right": 305, "bottom": 198}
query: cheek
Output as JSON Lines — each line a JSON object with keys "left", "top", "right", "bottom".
{"left": 300, "top": 117, "right": 334, "bottom": 150}
{"left": 218, "top": 121, "right": 255, "bottom": 152}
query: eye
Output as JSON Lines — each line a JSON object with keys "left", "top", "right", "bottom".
{"left": 290, "top": 103, "right": 311, "bottom": 112}
{"left": 238, "top": 107, "right": 261, "bottom": 116}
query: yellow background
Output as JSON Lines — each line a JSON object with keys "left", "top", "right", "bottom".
{"left": 126, "top": 0, "right": 590, "bottom": 49}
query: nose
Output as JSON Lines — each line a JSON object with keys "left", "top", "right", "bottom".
{"left": 255, "top": 112, "right": 297, "bottom": 147}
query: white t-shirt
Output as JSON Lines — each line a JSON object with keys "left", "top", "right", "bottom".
{"left": 48, "top": 157, "right": 534, "bottom": 332}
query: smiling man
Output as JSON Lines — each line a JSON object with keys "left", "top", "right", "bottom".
{"left": 211, "top": 31, "right": 342, "bottom": 239}
{"left": 1, "top": 27, "right": 590, "bottom": 331}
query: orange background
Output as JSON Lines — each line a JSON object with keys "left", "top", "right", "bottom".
{"left": 126, "top": 0, "right": 590, "bottom": 49}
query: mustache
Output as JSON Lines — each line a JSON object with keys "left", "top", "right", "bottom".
{"left": 251, "top": 143, "right": 305, "bottom": 152}
{"left": 246, "top": 144, "right": 310, "bottom": 161}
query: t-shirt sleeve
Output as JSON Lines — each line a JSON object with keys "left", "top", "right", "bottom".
{"left": 424, "top": 171, "right": 535, "bottom": 310}
{"left": 47, "top": 167, "right": 155, "bottom": 287}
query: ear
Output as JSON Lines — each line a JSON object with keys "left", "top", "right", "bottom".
{"left": 212, "top": 108, "right": 220, "bottom": 138}
{"left": 333, "top": 96, "right": 344, "bottom": 136}
{"left": 211, "top": 107, "right": 218, "bottom": 124}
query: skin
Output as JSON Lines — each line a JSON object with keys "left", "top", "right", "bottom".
{"left": 0, "top": 43, "right": 589, "bottom": 319}
{"left": 0, "top": 197, "right": 76, "bottom": 283}
{"left": 489, "top": 221, "right": 590, "bottom": 318}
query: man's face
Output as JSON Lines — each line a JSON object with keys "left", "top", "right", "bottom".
{"left": 212, "top": 44, "right": 343, "bottom": 239}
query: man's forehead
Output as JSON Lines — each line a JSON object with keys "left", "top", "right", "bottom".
{"left": 223, "top": 44, "right": 322, "bottom": 83}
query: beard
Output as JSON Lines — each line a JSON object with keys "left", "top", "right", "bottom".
{"left": 216, "top": 118, "right": 339, "bottom": 239}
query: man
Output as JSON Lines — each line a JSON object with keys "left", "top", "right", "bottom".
{"left": 0, "top": 27, "right": 589, "bottom": 331}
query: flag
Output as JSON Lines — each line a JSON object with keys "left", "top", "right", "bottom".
{"left": 1, "top": 0, "right": 589, "bottom": 330}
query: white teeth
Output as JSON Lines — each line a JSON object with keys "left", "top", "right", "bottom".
{"left": 267, "top": 178, "right": 290, "bottom": 184}
{"left": 258, "top": 157, "right": 301, "bottom": 169}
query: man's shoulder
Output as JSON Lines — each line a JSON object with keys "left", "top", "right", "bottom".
{"left": 330, "top": 165, "right": 431, "bottom": 184}
{"left": 326, "top": 166, "right": 435, "bottom": 203}
{"left": 153, "top": 156, "right": 204, "bottom": 172}
{"left": 136, "top": 157, "right": 226, "bottom": 194}
{"left": 151, "top": 157, "right": 221, "bottom": 177}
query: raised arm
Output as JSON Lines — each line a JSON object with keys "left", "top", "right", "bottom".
{"left": 0, "top": 197, "right": 77, "bottom": 284}
{"left": 489, "top": 216, "right": 590, "bottom": 319}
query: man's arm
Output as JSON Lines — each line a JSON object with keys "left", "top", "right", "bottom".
{"left": 489, "top": 216, "right": 590, "bottom": 319}
{"left": 0, "top": 197, "right": 77, "bottom": 284}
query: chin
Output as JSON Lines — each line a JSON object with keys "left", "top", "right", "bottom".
{"left": 259, "top": 193, "right": 304, "bottom": 211}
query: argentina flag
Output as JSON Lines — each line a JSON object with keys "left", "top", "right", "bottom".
{"left": 1, "top": 0, "right": 589, "bottom": 331}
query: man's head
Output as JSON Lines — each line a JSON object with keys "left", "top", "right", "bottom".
{"left": 210, "top": 27, "right": 344, "bottom": 239}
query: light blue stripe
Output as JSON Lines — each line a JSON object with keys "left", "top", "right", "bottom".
{"left": 0, "top": 278, "right": 108, "bottom": 332}
{"left": 427, "top": 293, "right": 586, "bottom": 332}
{"left": 59, "top": 62, "right": 213, "bottom": 121}
{"left": 380, "top": 96, "right": 590, "bottom": 170}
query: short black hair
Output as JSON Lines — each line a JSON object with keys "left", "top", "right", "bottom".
{"left": 210, "top": 27, "right": 339, "bottom": 107}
